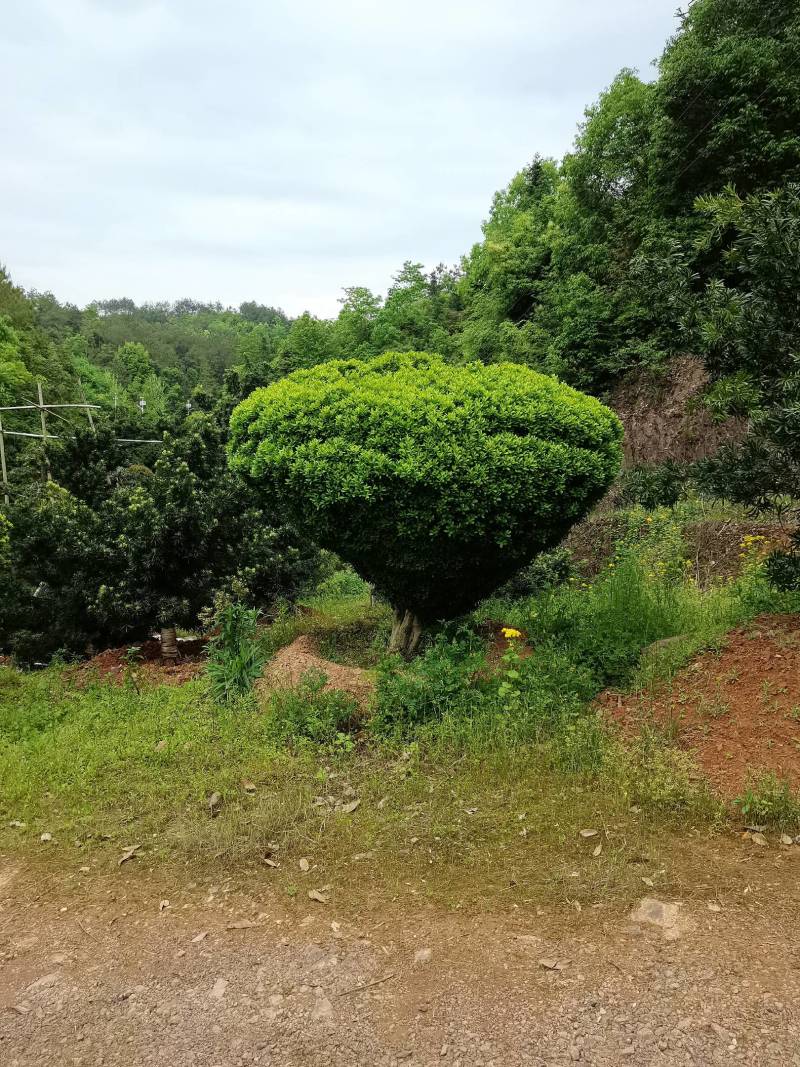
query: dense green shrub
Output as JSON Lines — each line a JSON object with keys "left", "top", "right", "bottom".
{"left": 618, "top": 463, "right": 689, "bottom": 510}
{"left": 229, "top": 352, "right": 622, "bottom": 655}
{"left": 0, "top": 415, "right": 319, "bottom": 664}
{"left": 495, "top": 547, "right": 576, "bottom": 599}
{"left": 311, "top": 567, "right": 371, "bottom": 602}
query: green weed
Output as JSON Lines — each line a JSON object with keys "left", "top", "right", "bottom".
{"left": 734, "top": 774, "right": 800, "bottom": 829}
{"left": 206, "top": 601, "right": 264, "bottom": 703}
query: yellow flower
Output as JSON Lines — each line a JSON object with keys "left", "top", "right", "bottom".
{"left": 501, "top": 627, "right": 522, "bottom": 640}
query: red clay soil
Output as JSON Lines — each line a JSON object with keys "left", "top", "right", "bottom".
{"left": 481, "top": 620, "right": 534, "bottom": 671}
{"left": 602, "top": 614, "right": 800, "bottom": 798}
{"left": 71, "top": 637, "right": 207, "bottom": 687}
{"left": 259, "top": 634, "right": 374, "bottom": 706}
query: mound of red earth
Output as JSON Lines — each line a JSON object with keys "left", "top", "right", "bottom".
{"left": 72, "top": 637, "right": 207, "bottom": 687}
{"left": 602, "top": 614, "right": 800, "bottom": 798}
{"left": 259, "top": 634, "right": 374, "bottom": 706}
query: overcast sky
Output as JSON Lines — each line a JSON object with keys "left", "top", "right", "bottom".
{"left": 3, "top": 0, "right": 681, "bottom": 317}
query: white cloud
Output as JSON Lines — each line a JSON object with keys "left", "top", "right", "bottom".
{"left": 2, "top": 0, "right": 680, "bottom": 316}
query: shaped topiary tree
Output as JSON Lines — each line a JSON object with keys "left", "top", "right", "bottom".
{"left": 229, "top": 352, "right": 623, "bottom": 657}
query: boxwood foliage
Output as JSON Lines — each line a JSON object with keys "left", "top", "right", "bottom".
{"left": 229, "top": 352, "right": 622, "bottom": 623}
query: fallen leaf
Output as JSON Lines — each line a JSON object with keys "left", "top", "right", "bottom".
{"left": 226, "top": 920, "right": 258, "bottom": 930}
{"left": 308, "top": 889, "right": 329, "bottom": 904}
{"left": 40, "top": 832, "right": 53, "bottom": 843}
{"left": 8, "top": 820, "right": 26, "bottom": 829}
{"left": 118, "top": 844, "right": 142, "bottom": 866}
{"left": 593, "top": 843, "right": 603, "bottom": 857}
{"left": 539, "top": 958, "right": 567, "bottom": 971}
{"left": 191, "top": 932, "right": 209, "bottom": 943}
{"left": 155, "top": 740, "right": 167, "bottom": 752}
{"left": 464, "top": 807, "right": 478, "bottom": 816}
{"left": 241, "top": 781, "right": 257, "bottom": 795}
{"left": 208, "top": 792, "right": 223, "bottom": 817}
{"left": 641, "top": 877, "right": 655, "bottom": 888}
{"left": 299, "top": 857, "right": 310, "bottom": 872}
{"left": 159, "top": 899, "right": 170, "bottom": 912}
{"left": 750, "top": 833, "right": 768, "bottom": 847}
{"left": 707, "top": 902, "right": 722, "bottom": 913}
{"left": 579, "top": 829, "right": 599, "bottom": 839}
{"left": 263, "top": 857, "right": 279, "bottom": 868}
{"left": 339, "top": 799, "right": 361, "bottom": 815}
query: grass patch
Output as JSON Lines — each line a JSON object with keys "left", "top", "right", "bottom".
{"left": 0, "top": 663, "right": 719, "bottom": 905}
{"left": 1, "top": 510, "right": 796, "bottom": 903}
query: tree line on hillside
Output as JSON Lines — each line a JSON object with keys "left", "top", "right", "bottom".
{"left": 1, "top": 0, "right": 799, "bottom": 662}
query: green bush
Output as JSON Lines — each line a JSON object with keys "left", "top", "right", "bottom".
{"left": 312, "top": 567, "right": 371, "bottom": 601}
{"left": 206, "top": 601, "right": 264, "bottom": 703}
{"left": 495, "top": 547, "right": 576, "bottom": 599}
{"left": 618, "top": 462, "right": 689, "bottom": 509}
{"left": 229, "top": 352, "right": 622, "bottom": 654}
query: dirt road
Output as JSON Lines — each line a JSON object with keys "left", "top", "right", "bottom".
{"left": 2, "top": 856, "right": 800, "bottom": 1066}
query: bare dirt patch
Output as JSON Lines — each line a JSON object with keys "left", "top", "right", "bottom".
{"left": 604, "top": 614, "right": 800, "bottom": 798}
{"left": 2, "top": 851, "right": 800, "bottom": 1066}
{"left": 71, "top": 637, "right": 207, "bottom": 687}
{"left": 260, "top": 635, "right": 375, "bottom": 705}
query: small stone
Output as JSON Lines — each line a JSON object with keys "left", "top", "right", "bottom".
{"left": 414, "top": 947, "right": 432, "bottom": 964}
{"left": 210, "top": 977, "right": 228, "bottom": 1000}
{"left": 40, "top": 832, "right": 53, "bottom": 843}
{"left": 311, "top": 996, "right": 333, "bottom": 1020}
{"left": 25, "top": 973, "right": 59, "bottom": 993}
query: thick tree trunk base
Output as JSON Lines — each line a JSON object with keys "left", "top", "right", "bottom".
{"left": 160, "top": 624, "right": 178, "bottom": 661}
{"left": 388, "top": 608, "right": 423, "bottom": 659}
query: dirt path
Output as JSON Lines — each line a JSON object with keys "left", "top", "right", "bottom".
{"left": 2, "top": 857, "right": 800, "bottom": 1066}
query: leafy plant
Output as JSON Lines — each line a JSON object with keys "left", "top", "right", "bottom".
{"left": 206, "top": 602, "right": 264, "bottom": 703}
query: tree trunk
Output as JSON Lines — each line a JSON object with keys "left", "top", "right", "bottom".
{"left": 388, "top": 607, "right": 423, "bottom": 659}
{"left": 160, "top": 624, "right": 178, "bottom": 661}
